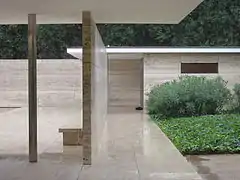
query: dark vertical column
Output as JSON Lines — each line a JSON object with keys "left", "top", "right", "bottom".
{"left": 107, "top": 58, "right": 110, "bottom": 111}
{"left": 140, "top": 58, "right": 144, "bottom": 108}
{"left": 28, "top": 14, "right": 38, "bottom": 163}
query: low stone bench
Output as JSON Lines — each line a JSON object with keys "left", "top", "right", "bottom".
{"left": 58, "top": 128, "right": 83, "bottom": 146}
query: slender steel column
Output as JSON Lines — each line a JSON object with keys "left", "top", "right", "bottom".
{"left": 107, "top": 58, "right": 110, "bottom": 110}
{"left": 140, "top": 58, "right": 144, "bottom": 108}
{"left": 28, "top": 14, "right": 38, "bottom": 163}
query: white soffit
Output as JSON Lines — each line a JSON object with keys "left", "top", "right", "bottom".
{"left": 67, "top": 47, "right": 240, "bottom": 60}
{"left": 0, "top": 0, "right": 203, "bottom": 24}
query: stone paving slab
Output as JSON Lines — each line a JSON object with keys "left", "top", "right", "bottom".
{"left": 187, "top": 155, "right": 240, "bottom": 180}
{"left": 0, "top": 107, "right": 202, "bottom": 180}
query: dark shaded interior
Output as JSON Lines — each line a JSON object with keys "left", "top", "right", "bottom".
{"left": 181, "top": 63, "right": 218, "bottom": 74}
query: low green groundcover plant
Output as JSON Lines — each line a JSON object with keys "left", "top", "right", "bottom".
{"left": 154, "top": 114, "right": 240, "bottom": 155}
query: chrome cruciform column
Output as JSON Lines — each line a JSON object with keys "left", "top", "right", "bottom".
{"left": 28, "top": 14, "right": 37, "bottom": 163}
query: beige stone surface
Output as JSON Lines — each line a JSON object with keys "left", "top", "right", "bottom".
{"left": 82, "top": 11, "right": 108, "bottom": 164}
{"left": 0, "top": 58, "right": 142, "bottom": 108}
{"left": 143, "top": 54, "right": 180, "bottom": 104}
{"left": 0, "top": 54, "right": 240, "bottom": 107}
{"left": 109, "top": 59, "right": 142, "bottom": 107}
{"left": 0, "top": 106, "right": 202, "bottom": 180}
{"left": 1, "top": 54, "right": 239, "bottom": 109}
{"left": 91, "top": 21, "right": 108, "bottom": 162}
{"left": 0, "top": 107, "right": 81, "bottom": 155}
{"left": 82, "top": 11, "right": 93, "bottom": 165}
{"left": 0, "top": 59, "right": 82, "bottom": 107}
{"left": 187, "top": 155, "right": 240, "bottom": 180}
{"left": 144, "top": 53, "right": 240, "bottom": 105}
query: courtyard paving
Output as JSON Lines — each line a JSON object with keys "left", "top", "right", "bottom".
{"left": 187, "top": 155, "right": 240, "bottom": 180}
{"left": 0, "top": 106, "right": 202, "bottom": 180}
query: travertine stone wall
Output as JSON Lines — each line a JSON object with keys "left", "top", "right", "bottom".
{"left": 144, "top": 53, "right": 240, "bottom": 105}
{"left": 1, "top": 54, "right": 240, "bottom": 111}
{"left": 144, "top": 54, "right": 180, "bottom": 97}
{"left": 0, "top": 59, "right": 81, "bottom": 108}
{"left": 92, "top": 15, "right": 108, "bottom": 161}
{"left": 82, "top": 11, "right": 108, "bottom": 165}
{"left": 109, "top": 59, "right": 141, "bottom": 107}
{"left": 219, "top": 54, "right": 240, "bottom": 88}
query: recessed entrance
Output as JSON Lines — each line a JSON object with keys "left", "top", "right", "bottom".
{"left": 108, "top": 59, "right": 143, "bottom": 109}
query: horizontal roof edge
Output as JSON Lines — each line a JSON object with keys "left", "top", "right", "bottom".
{"left": 67, "top": 47, "right": 240, "bottom": 54}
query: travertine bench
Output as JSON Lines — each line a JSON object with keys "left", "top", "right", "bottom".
{"left": 58, "top": 128, "right": 83, "bottom": 146}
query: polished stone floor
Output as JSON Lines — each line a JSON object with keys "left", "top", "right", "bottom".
{"left": 0, "top": 106, "right": 201, "bottom": 180}
{"left": 187, "top": 155, "right": 240, "bottom": 180}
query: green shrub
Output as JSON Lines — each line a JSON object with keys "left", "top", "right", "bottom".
{"left": 146, "top": 76, "right": 231, "bottom": 118}
{"left": 156, "top": 114, "right": 240, "bottom": 155}
{"left": 229, "top": 83, "right": 240, "bottom": 112}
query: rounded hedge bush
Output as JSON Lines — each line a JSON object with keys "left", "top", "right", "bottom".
{"left": 146, "top": 76, "right": 232, "bottom": 119}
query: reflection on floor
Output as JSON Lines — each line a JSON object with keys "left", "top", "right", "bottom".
{"left": 0, "top": 106, "right": 201, "bottom": 180}
{"left": 187, "top": 155, "right": 240, "bottom": 180}
{"left": 0, "top": 107, "right": 20, "bottom": 114}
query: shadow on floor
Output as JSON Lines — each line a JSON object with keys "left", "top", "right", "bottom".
{"left": 187, "top": 155, "right": 219, "bottom": 180}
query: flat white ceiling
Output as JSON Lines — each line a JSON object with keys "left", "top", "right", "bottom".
{"left": 0, "top": 0, "right": 203, "bottom": 24}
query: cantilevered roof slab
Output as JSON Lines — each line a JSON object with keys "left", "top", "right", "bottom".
{"left": 0, "top": 0, "right": 203, "bottom": 24}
